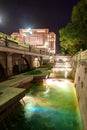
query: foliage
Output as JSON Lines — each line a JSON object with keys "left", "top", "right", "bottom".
{"left": 59, "top": 0, "right": 87, "bottom": 54}
{"left": 40, "top": 64, "right": 53, "bottom": 69}
{"left": 71, "top": 0, "right": 87, "bottom": 23}
{"left": 0, "top": 92, "right": 3, "bottom": 95}
{"left": 25, "top": 69, "right": 42, "bottom": 75}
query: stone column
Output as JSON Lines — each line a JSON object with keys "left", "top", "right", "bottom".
{"left": 7, "top": 53, "right": 13, "bottom": 77}
{"left": 40, "top": 56, "right": 43, "bottom": 65}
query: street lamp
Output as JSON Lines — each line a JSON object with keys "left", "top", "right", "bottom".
{"left": 27, "top": 28, "right": 32, "bottom": 34}
{"left": 0, "top": 15, "right": 4, "bottom": 24}
{"left": 23, "top": 33, "right": 27, "bottom": 44}
{"left": 23, "top": 28, "right": 32, "bottom": 44}
{"left": 0, "top": 17, "right": 2, "bottom": 24}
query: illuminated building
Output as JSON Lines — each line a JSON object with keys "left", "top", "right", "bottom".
{"left": 11, "top": 28, "right": 56, "bottom": 54}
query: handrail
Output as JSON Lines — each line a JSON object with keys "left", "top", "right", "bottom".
{"left": 0, "top": 32, "right": 50, "bottom": 56}
{"left": 72, "top": 50, "right": 87, "bottom": 62}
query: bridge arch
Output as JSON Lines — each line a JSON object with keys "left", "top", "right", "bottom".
{"left": 22, "top": 57, "right": 30, "bottom": 70}
{"left": 0, "top": 64, "right": 6, "bottom": 81}
{"left": 13, "top": 56, "right": 30, "bottom": 75}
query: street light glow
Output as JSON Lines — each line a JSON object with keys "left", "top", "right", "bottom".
{"left": 0, "top": 12, "right": 8, "bottom": 26}
{"left": 0, "top": 16, "right": 3, "bottom": 24}
{"left": 27, "top": 28, "right": 32, "bottom": 34}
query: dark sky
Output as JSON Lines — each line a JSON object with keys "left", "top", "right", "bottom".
{"left": 0, "top": 0, "right": 79, "bottom": 35}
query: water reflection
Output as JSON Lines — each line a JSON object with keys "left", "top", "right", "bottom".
{"left": 0, "top": 61, "right": 83, "bottom": 130}
{"left": 19, "top": 77, "right": 83, "bottom": 130}
{"left": 18, "top": 61, "right": 83, "bottom": 130}
{"left": 51, "top": 61, "right": 72, "bottom": 79}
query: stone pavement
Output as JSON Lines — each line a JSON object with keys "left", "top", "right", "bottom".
{"left": 0, "top": 73, "right": 33, "bottom": 114}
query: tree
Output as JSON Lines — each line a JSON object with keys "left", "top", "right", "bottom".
{"left": 72, "top": 0, "right": 87, "bottom": 23}
{"left": 59, "top": 0, "right": 87, "bottom": 54}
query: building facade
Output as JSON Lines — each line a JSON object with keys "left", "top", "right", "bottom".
{"left": 11, "top": 28, "right": 56, "bottom": 54}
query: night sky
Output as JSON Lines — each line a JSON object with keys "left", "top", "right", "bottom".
{"left": 0, "top": 0, "right": 79, "bottom": 36}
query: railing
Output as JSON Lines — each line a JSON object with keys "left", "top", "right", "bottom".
{"left": 73, "top": 50, "right": 87, "bottom": 62}
{"left": 0, "top": 32, "right": 54, "bottom": 56}
{"left": 0, "top": 36, "right": 47, "bottom": 55}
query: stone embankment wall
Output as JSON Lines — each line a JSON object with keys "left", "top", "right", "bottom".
{"left": 74, "top": 62, "right": 87, "bottom": 130}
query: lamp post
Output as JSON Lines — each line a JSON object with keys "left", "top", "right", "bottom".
{"left": 27, "top": 28, "right": 32, "bottom": 34}
{"left": 23, "top": 34, "right": 26, "bottom": 44}
{"left": 23, "top": 28, "right": 32, "bottom": 44}
{"left": 0, "top": 17, "right": 2, "bottom": 24}
{"left": 27, "top": 28, "right": 32, "bottom": 45}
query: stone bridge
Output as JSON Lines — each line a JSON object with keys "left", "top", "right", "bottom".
{"left": 0, "top": 37, "right": 48, "bottom": 81}
{"left": 0, "top": 33, "right": 73, "bottom": 81}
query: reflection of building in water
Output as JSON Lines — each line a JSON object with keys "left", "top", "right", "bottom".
{"left": 50, "top": 56, "right": 54, "bottom": 63}
{"left": 11, "top": 28, "right": 56, "bottom": 54}
{"left": 64, "top": 70, "right": 68, "bottom": 78}
{"left": 33, "top": 58, "right": 40, "bottom": 68}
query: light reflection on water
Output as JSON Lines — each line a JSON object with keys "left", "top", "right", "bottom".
{"left": 0, "top": 62, "right": 83, "bottom": 130}
{"left": 21, "top": 78, "right": 83, "bottom": 130}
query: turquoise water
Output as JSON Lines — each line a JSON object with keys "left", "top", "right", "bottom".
{"left": 0, "top": 66, "right": 83, "bottom": 130}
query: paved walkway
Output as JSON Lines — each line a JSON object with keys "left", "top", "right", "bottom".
{"left": 0, "top": 73, "right": 33, "bottom": 114}
{"left": 0, "top": 73, "right": 33, "bottom": 90}
{"left": 0, "top": 67, "right": 48, "bottom": 122}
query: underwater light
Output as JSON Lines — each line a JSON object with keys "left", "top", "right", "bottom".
{"left": 45, "top": 78, "right": 73, "bottom": 90}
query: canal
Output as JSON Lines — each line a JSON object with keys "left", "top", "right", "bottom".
{"left": 0, "top": 62, "right": 83, "bottom": 130}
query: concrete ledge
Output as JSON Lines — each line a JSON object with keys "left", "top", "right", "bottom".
{"left": 0, "top": 76, "right": 34, "bottom": 122}
{"left": 10, "top": 76, "right": 33, "bottom": 88}
{"left": 0, "top": 87, "right": 26, "bottom": 113}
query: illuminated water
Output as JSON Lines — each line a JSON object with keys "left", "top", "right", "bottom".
{"left": 0, "top": 63, "right": 83, "bottom": 130}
